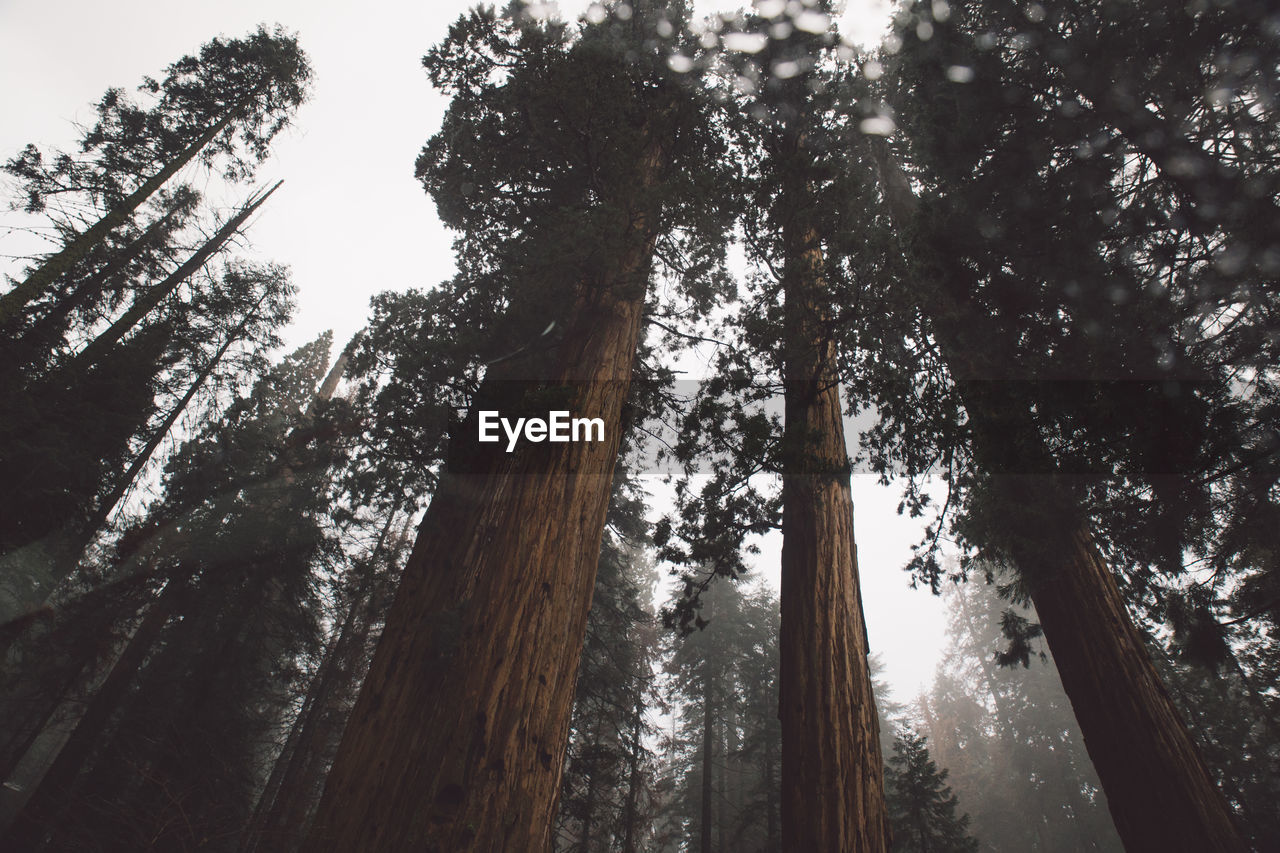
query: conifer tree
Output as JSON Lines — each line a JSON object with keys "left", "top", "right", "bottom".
{"left": 0, "top": 25, "right": 310, "bottom": 326}
{"left": 828, "top": 1, "right": 1269, "bottom": 846}
{"left": 884, "top": 729, "right": 978, "bottom": 853}
{"left": 303, "top": 4, "right": 732, "bottom": 849}
{"left": 2, "top": 334, "right": 345, "bottom": 851}
{"left": 555, "top": 472, "right": 658, "bottom": 853}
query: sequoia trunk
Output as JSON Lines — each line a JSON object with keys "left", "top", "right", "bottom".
{"left": 779, "top": 219, "right": 889, "bottom": 852}
{"left": 871, "top": 139, "right": 1247, "bottom": 852}
{"left": 301, "top": 138, "right": 664, "bottom": 852}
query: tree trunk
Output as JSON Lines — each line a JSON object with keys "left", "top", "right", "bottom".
{"left": 869, "top": 138, "right": 1248, "bottom": 853}
{"left": 1013, "top": 519, "right": 1246, "bottom": 852}
{"left": 763, "top": 692, "right": 778, "bottom": 853}
{"left": 71, "top": 181, "right": 280, "bottom": 371}
{"left": 778, "top": 215, "right": 890, "bottom": 852}
{"left": 0, "top": 110, "right": 238, "bottom": 328}
{"left": 38, "top": 293, "right": 269, "bottom": 605}
{"left": 242, "top": 510, "right": 398, "bottom": 853}
{"left": 2, "top": 578, "right": 177, "bottom": 849}
{"left": 6, "top": 199, "right": 189, "bottom": 361}
{"left": 701, "top": 665, "right": 715, "bottom": 853}
{"left": 300, "top": 134, "right": 664, "bottom": 853}
{"left": 620, "top": 687, "right": 644, "bottom": 853}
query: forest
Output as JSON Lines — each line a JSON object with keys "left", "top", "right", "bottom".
{"left": 0, "top": 0, "right": 1276, "bottom": 850}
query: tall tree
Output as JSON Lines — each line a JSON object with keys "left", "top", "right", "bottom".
{"left": 0, "top": 25, "right": 310, "bottom": 326}
{"left": 838, "top": 1, "right": 1268, "bottom": 846}
{"left": 3, "top": 334, "right": 346, "bottom": 851}
{"left": 555, "top": 473, "right": 659, "bottom": 853}
{"left": 659, "top": 5, "right": 892, "bottom": 847}
{"left": 303, "top": 4, "right": 732, "bottom": 850}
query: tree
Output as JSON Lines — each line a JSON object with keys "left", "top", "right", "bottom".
{"left": 555, "top": 472, "right": 658, "bottom": 852}
{"left": 302, "top": 4, "right": 732, "bottom": 849}
{"left": 0, "top": 25, "right": 310, "bottom": 326}
{"left": 656, "top": 5, "right": 892, "bottom": 847}
{"left": 835, "top": 1, "right": 1267, "bottom": 845}
{"left": 2, "top": 334, "right": 345, "bottom": 851}
{"left": 884, "top": 729, "right": 978, "bottom": 853}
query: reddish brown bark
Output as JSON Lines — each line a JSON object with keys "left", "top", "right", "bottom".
{"left": 301, "top": 134, "right": 664, "bottom": 851}
{"left": 779, "top": 221, "right": 890, "bottom": 852}
{"left": 870, "top": 139, "right": 1247, "bottom": 852}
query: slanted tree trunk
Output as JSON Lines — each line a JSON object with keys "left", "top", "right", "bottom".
{"left": 7, "top": 198, "right": 190, "bottom": 363}
{"left": 870, "top": 139, "right": 1247, "bottom": 853}
{"left": 71, "top": 182, "right": 280, "bottom": 371}
{"left": 241, "top": 507, "right": 398, "bottom": 853}
{"left": 0, "top": 110, "right": 239, "bottom": 328}
{"left": 300, "top": 128, "right": 666, "bottom": 852}
{"left": 778, "top": 211, "right": 890, "bottom": 850}
{"left": 33, "top": 293, "right": 271, "bottom": 608}
{"left": 2, "top": 574, "right": 180, "bottom": 849}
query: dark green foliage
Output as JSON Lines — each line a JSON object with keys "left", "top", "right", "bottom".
{"left": 3, "top": 336, "right": 343, "bottom": 851}
{"left": 855, "top": 0, "right": 1280, "bottom": 659}
{"left": 5, "top": 24, "right": 309, "bottom": 212}
{"left": 884, "top": 729, "right": 978, "bottom": 853}
{"left": 556, "top": 472, "right": 659, "bottom": 852}
{"left": 654, "top": 579, "right": 781, "bottom": 852}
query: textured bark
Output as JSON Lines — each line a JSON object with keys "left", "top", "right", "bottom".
{"left": 778, "top": 217, "right": 889, "bottom": 852}
{"left": 1014, "top": 521, "right": 1247, "bottom": 852}
{"left": 870, "top": 139, "right": 1247, "bottom": 852}
{"left": 0, "top": 111, "right": 237, "bottom": 328}
{"left": 301, "top": 135, "right": 663, "bottom": 852}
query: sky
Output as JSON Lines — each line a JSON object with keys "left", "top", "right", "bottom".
{"left": 0, "top": 0, "right": 953, "bottom": 700}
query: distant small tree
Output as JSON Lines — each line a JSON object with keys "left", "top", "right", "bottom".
{"left": 885, "top": 730, "right": 979, "bottom": 853}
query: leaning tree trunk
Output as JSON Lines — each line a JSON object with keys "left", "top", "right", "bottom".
{"left": 300, "top": 132, "right": 665, "bottom": 852}
{"left": 0, "top": 109, "right": 239, "bottom": 328}
{"left": 778, "top": 209, "right": 890, "bottom": 851}
{"left": 1, "top": 577, "right": 180, "bottom": 849}
{"left": 70, "top": 181, "right": 280, "bottom": 372}
{"left": 870, "top": 138, "right": 1247, "bottom": 853}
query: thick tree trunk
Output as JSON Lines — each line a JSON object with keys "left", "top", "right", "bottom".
{"left": 300, "top": 138, "right": 663, "bottom": 852}
{"left": 869, "top": 139, "right": 1247, "bottom": 853}
{"left": 0, "top": 111, "right": 238, "bottom": 328}
{"left": 1012, "top": 519, "right": 1246, "bottom": 852}
{"left": 778, "top": 217, "right": 890, "bottom": 852}
{"left": 71, "top": 181, "right": 280, "bottom": 371}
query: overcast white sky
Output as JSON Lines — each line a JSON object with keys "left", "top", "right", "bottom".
{"left": 0, "top": 0, "right": 953, "bottom": 700}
